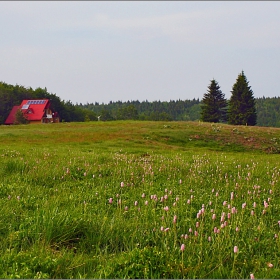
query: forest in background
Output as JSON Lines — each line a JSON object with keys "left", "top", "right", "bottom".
{"left": 0, "top": 81, "right": 280, "bottom": 127}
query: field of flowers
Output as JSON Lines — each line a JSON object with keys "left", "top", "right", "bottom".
{"left": 0, "top": 121, "right": 280, "bottom": 278}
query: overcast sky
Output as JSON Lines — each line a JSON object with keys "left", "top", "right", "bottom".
{"left": 0, "top": 1, "right": 279, "bottom": 104}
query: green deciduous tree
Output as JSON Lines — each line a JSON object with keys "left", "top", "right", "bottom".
{"left": 200, "top": 79, "right": 227, "bottom": 123}
{"left": 116, "top": 105, "right": 139, "bottom": 120}
{"left": 228, "top": 71, "right": 257, "bottom": 126}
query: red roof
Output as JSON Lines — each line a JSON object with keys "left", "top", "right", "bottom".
{"left": 5, "top": 99, "right": 51, "bottom": 124}
{"left": 4, "top": 106, "right": 21, "bottom": 125}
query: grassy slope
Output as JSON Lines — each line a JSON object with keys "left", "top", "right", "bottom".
{"left": 1, "top": 121, "right": 280, "bottom": 278}
{"left": 1, "top": 120, "right": 280, "bottom": 153}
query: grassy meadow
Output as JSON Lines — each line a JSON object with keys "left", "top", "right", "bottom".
{"left": 1, "top": 120, "right": 280, "bottom": 278}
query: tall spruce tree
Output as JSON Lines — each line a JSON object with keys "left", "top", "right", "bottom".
{"left": 200, "top": 79, "right": 227, "bottom": 123}
{"left": 228, "top": 71, "right": 257, "bottom": 126}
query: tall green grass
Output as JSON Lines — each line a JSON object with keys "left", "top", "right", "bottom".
{"left": 0, "top": 121, "right": 280, "bottom": 278}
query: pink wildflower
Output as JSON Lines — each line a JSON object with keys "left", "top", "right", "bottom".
{"left": 180, "top": 244, "right": 185, "bottom": 251}
{"left": 164, "top": 206, "right": 169, "bottom": 211}
{"left": 108, "top": 198, "right": 113, "bottom": 204}
{"left": 233, "top": 246, "right": 238, "bottom": 254}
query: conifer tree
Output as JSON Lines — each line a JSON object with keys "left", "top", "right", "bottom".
{"left": 228, "top": 71, "right": 257, "bottom": 126}
{"left": 14, "top": 109, "right": 29, "bottom": 124}
{"left": 200, "top": 79, "right": 227, "bottom": 123}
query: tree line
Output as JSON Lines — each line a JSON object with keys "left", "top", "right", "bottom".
{"left": 0, "top": 76, "right": 280, "bottom": 127}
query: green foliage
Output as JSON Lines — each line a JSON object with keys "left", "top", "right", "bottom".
{"left": 14, "top": 109, "right": 29, "bottom": 125}
{"left": 116, "top": 104, "right": 139, "bottom": 120}
{"left": 100, "top": 108, "right": 115, "bottom": 121}
{"left": 201, "top": 79, "right": 228, "bottom": 123}
{"left": 80, "top": 99, "right": 201, "bottom": 122}
{"left": 228, "top": 71, "right": 257, "bottom": 126}
{"left": 255, "top": 97, "right": 280, "bottom": 127}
